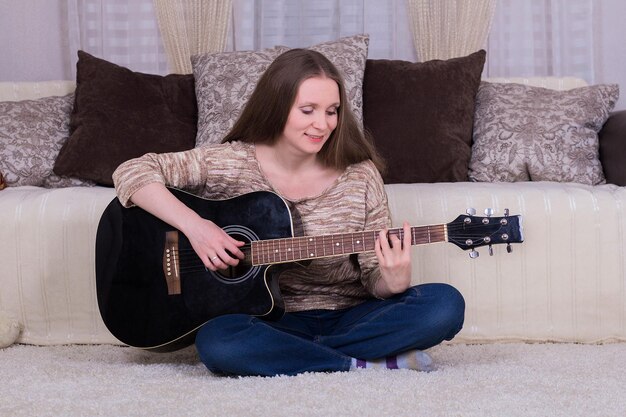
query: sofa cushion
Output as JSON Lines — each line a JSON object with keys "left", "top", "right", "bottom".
{"left": 53, "top": 51, "right": 198, "bottom": 186}
{"left": 599, "top": 110, "right": 626, "bottom": 186}
{"left": 362, "top": 50, "right": 486, "bottom": 184}
{"left": 0, "top": 94, "right": 93, "bottom": 188}
{"left": 191, "top": 34, "right": 369, "bottom": 147}
{"left": 469, "top": 82, "right": 619, "bottom": 185}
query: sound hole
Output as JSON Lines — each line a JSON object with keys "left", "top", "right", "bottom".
{"left": 213, "top": 226, "right": 261, "bottom": 284}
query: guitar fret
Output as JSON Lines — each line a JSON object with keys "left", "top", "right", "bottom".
{"left": 275, "top": 239, "right": 285, "bottom": 262}
{"left": 256, "top": 240, "right": 261, "bottom": 264}
{"left": 264, "top": 240, "right": 270, "bottom": 264}
{"left": 298, "top": 236, "right": 305, "bottom": 260}
{"left": 267, "top": 240, "right": 276, "bottom": 263}
{"left": 282, "top": 240, "right": 287, "bottom": 261}
{"left": 286, "top": 238, "right": 293, "bottom": 261}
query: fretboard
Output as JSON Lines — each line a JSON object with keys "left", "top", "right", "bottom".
{"left": 250, "top": 224, "right": 447, "bottom": 265}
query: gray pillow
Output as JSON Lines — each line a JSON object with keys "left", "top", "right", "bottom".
{"left": 191, "top": 34, "right": 369, "bottom": 147}
{"left": 469, "top": 82, "right": 619, "bottom": 185}
{"left": 0, "top": 94, "right": 93, "bottom": 188}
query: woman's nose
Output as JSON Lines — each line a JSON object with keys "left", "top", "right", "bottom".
{"left": 312, "top": 112, "right": 328, "bottom": 130}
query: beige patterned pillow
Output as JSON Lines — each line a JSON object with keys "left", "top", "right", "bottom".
{"left": 469, "top": 82, "right": 619, "bottom": 185}
{"left": 191, "top": 34, "right": 369, "bottom": 147}
{"left": 0, "top": 94, "right": 93, "bottom": 188}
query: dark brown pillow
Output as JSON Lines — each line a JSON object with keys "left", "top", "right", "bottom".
{"left": 599, "top": 110, "right": 626, "bottom": 186}
{"left": 363, "top": 50, "right": 486, "bottom": 184}
{"left": 53, "top": 51, "right": 197, "bottom": 186}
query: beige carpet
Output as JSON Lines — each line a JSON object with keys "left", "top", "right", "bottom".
{"left": 1, "top": 342, "right": 625, "bottom": 417}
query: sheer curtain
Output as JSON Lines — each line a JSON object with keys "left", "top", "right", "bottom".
{"left": 66, "top": 0, "right": 168, "bottom": 77}
{"left": 228, "top": 0, "right": 417, "bottom": 61}
{"left": 51, "top": 0, "right": 618, "bottom": 108}
{"left": 485, "top": 0, "right": 595, "bottom": 82}
{"left": 62, "top": 0, "right": 597, "bottom": 81}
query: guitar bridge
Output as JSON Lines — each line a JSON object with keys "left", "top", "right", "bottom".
{"left": 163, "top": 231, "right": 181, "bottom": 295}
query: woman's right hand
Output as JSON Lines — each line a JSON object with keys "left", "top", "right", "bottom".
{"left": 128, "top": 183, "right": 244, "bottom": 271}
{"left": 179, "top": 215, "right": 245, "bottom": 271}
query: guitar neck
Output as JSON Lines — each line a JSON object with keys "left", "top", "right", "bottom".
{"left": 250, "top": 224, "right": 447, "bottom": 265}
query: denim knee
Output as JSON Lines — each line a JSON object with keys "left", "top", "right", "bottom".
{"left": 410, "top": 283, "right": 465, "bottom": 342}
{"left": 434, "top": 283, "right": 465, "bottom": 333}
{"left": 195, "top": 314, "right": 251, "bottom": 373}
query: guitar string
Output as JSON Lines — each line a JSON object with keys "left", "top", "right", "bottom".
{"left": 169, "top": 222, "right": 512, "bottom": 256}
{"left": 167, "top": 221, "right": 515, "bottom": 273}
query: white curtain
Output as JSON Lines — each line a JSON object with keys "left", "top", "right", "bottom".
{"left": 485, "top": 0, "right": 595, "bottom": 82}
{"left": 153, "top": 0, "right": 232, "bottom": 74}
{"left": 3, "top": 0, "right": 622, "bottom": 109}
{"left": 66, "top": 0, "right": 168, "bottom": 77}
{"left": 229, "top": 0, "right": 417, "bottom": 61}
{"left": 406, "top": 0, "right": 497, "bottom": 61}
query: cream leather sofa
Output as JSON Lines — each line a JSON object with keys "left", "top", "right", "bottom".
{"left": 1, "top": 78, "right": 625, "bottom": 347}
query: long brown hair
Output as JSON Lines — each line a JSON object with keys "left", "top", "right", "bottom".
{"left": 222, "top": 48, "right": 385, "bottom": 172}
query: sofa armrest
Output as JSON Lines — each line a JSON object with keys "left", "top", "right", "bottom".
{"left": 599, "top": 110, "right": 626, "bottom": 186}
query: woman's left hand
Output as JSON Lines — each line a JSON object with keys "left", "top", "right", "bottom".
{"left": 373, "top": 222, "right": 412, "bottom": 298}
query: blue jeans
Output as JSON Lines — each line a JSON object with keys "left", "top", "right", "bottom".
{"left": 195, "top": 283, "right": 465, "bottom": 376}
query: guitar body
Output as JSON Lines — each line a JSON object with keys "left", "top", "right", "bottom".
{"left": 95, "top": 188, "right": 292, "bottom": 352}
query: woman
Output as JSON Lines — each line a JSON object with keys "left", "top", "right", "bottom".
{"left": 113, "top": 48, "right": 464, "bottom": 376}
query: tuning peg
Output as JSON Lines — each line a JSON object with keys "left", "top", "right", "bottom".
{"left": 466, "top": 208, "right": 476, "bottom": 216}
{"left": 489, "top": 245, "right": 494, "bottom": 256}
{"left": 469, "top": 249, "right": 479, "bottom": 259}
{"left": 507, "top": 243, "right": 513, "bottom": 253}
{"left": 484, "top": 208, "right": 494, "bottom": 217}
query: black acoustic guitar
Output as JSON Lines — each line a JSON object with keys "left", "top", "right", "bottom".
{"left": 95, "top": 188, "right": 523, "bottom": 352}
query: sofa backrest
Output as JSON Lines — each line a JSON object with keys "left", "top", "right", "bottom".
{"left": 483, "top": 76, "right": 588, "bottom": 90}
{"left": 0, "top": 80, "right": 76, "bottom": 101}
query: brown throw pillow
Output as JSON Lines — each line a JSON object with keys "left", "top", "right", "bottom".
{"left": 53, "top": 51, "right": 198, "bottom": 186}
{"left": 599, "top": 110, "right": 626, "bottom": 186}
{"left": 363, "top": 50, "right": 486, "bottom": 184}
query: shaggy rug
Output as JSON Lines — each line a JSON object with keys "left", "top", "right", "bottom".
{"left": 1, "top": 342, "right": 625, "bottom": 417}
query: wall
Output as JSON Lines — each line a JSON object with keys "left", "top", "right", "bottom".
{"left": 0, "top": 0, "right": 69, "bottom": 81}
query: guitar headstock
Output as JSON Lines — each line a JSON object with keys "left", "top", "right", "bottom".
{"left": 447, "top": 208, "right": 523, "bottom": 258}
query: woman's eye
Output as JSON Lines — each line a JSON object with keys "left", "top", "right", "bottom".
{"left": 301, "top": 109, "right": 313, "bottom": 115}
{"left": 326, "top": 109, "right": 338, "bottom": 116}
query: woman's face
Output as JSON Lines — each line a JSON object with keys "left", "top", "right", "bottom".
{"left": 278, "top": 76, "right": 340, "bottom": 157}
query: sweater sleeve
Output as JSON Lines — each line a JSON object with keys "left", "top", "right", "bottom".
{"left": 112, "top": 147, "right": 209, "bottom": 208}
{"left": 357, "top": 162, "right": 392, "bottom": 296}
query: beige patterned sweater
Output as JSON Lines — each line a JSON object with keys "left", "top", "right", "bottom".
{"left": 113, "top": 141, "right": 391, "bottom": 312}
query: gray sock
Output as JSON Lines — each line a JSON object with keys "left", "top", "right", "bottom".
{"left": 350, "top": 350, "right": 433, "bottom": 372}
